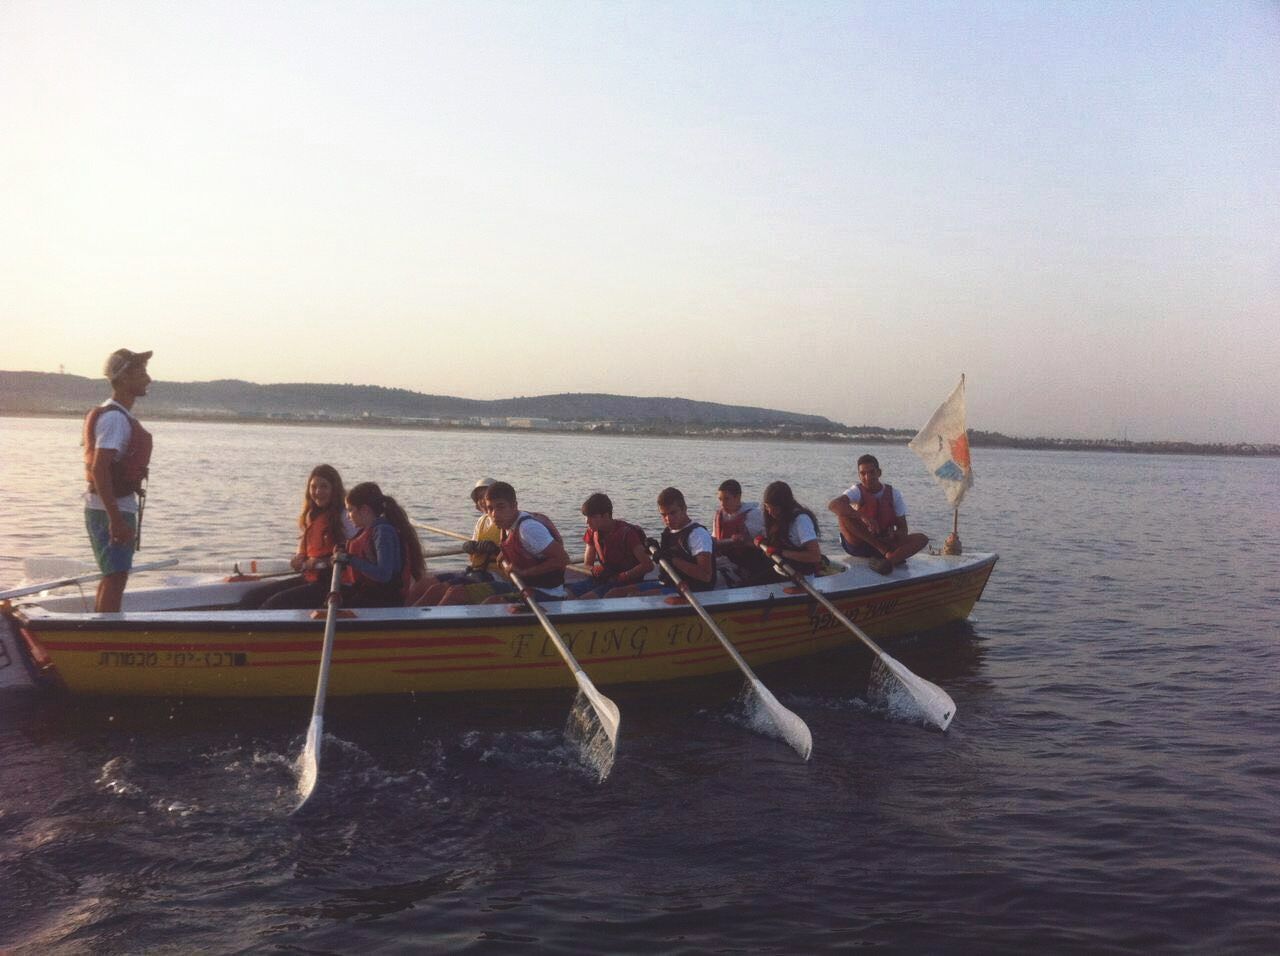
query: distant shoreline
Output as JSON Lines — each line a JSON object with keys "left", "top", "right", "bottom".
{"left": 4, "top": 410, "right": 1275, "bottom": 458}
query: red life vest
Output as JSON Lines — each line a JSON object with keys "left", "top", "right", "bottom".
{"left": 343, "top": 520, "right": 412, "bottom": 605}
{"left": 300, "top": 511, "right": 343, "bottom": 583}
{"left": 585, "top": 519, "right": 645, "bottom": 578}
{"left": 501, "top": 512, "right": 565, "bottom": 590}
{"left": 713, "top": 504, "right": 757, "bottom": 541}
{"left": 82, "top": 403, "right": 153, "bottom": 497}
{"left": 854, "top": 483, "right": 897, "bottom": 537}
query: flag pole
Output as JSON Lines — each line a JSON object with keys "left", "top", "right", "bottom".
{"left": 944, "top": 507, "right": 962, "bottom": 555}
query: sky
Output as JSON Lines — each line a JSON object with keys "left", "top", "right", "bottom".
{"left": 2, "top": 1, "right": 1276, "bottom": 443}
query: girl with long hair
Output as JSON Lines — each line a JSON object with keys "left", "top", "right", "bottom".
{"left": 761, "top": 480, "right": 823, "bottom": 576}
{"left": 257, "top": 464, "right": 352, "bottom": 609}
{"left": 341, "top": 482, "right": 425, "bottom": 607}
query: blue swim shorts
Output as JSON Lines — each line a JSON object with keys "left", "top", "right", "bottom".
{"left": 839, "top": 534, "right": 879, "bottom": 558}
{"left": 85, "top": 508, "right": 137, "bottom": 575}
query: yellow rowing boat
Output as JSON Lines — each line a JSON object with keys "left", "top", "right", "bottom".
{"left": 1, "top": 552, "right": 995, "bottom": 698}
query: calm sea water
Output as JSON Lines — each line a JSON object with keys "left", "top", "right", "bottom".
{"left": 1, "top": 416, "right": 1277, "bottom": 952}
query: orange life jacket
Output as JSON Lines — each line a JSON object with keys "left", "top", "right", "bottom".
{"left": 584, "top": 519, "right": 646, "bottom": 579}
{"left": 82, "top": 403, "right": 153, "bottom": 497}
{"left": 854, "top": 483, "right": 897, "bottom": 537}
{"left": 713, "top": 504, "right": 757, "bottom": 542}
{"left": 500, "top": 512, "right": 565, "bottom": 589}
{"left": 300, "top": 511, "right": 343, "bottom": 583}
{"left": 343, "top": 520, "right": 412, "bottom": 605}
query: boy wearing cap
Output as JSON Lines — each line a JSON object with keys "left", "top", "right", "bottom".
{"left": 83, "top": 348, "right": 153, "bottom": 611}
{"left": 411, "top": 477, "right": 511, "bottom": 605}
{"left": 462, "top": 477, "right": 502, "bottom": 571}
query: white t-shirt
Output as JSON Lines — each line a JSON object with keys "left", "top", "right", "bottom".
{"left": 514, "top": 513, "right": 565, "bottom": 597}
{"left": 516, "top": 512, "right": 554, "bottom": 555}
{"left": 843, "top": 484, "right": 907, "bottom": 519}
{"left": 681, "top": 523, "right": 715, "bottom": 557}
{"left": 83, "top": 400, "right": 140, "bottom": 513}
{"left": 739, "top": 503, "right": 766, "bottom": 539}
{"left": 784, "top": 512, "right": 818, "bottom": 548}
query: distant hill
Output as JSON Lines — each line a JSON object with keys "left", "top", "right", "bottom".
{"left": 0, "top": 371, "right": 846, "bottom": 429}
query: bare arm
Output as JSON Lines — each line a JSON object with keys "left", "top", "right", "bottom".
{"left": 669, "top": 549, "right": 714, "bottom": 585}
{"left": 619, "top": 541, "right": 655, "bottom": 583}
{"left": 775, "top": 538, "right": 822, "bottom": 566}
{"left": 828, "top": 495, "right": 856, "bottom": 518}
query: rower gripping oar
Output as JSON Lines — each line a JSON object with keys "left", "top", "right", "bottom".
{"left": 294, "top": 556, "right": 347, "bottom": 813}
{"left": 0, "top": 558, "right": 180, "bottom": 601}
{"left": 757, "top": 543, "right": 956, "bottom": 731}
{"left": 506, "top": 567, "right": 620, "bottom": 776}
{"left": 645, "top": 541, "right": 812, "bottom": 760}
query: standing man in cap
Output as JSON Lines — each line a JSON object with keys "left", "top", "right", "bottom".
{"left": 83, "top": 348, "right": 154, "bottom": 611}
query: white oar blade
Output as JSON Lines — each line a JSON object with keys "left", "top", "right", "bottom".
{"left": 566, "top": 687, "right": 619, "bottom": 782}
{"left": 577, "top": 679, "right": 621, "bottom": 747}
{"left": 880, "top": 656, "right": 957, "bottom": 731}
{"left": 293, "top": 716, "right": 323, "bottom": 811}
{"left": 746, "top": 679, "right": 813, "bottom": 760}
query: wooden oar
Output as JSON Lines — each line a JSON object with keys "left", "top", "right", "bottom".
{"left": 506, "top": 567, "right": 620, "bottom": 776}
{"left": 758, "top": 545, "right": 956, "bottom": 731}
{"left": 423, "top": 545, "right": 469, "bottom": 559}
{"left": 413, "top": 522, "right": 470, "bottom": 542}
{"left": 294, "top": 558, "right": 347, "bottom": 812}
{"left": 0, "top": 559, "right": 180, "bottom": 601}
{"left": 646, "top": 544, "right": 812, "bottom": 759}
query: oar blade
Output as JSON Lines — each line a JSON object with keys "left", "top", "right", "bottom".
{"left": 293, "top": 715, "right": 323, "bottom": 812}
{"left": 877, "top": 655, "right": 957, "bottom": 731}
{"left": 576, "top": 678, "right": 621, "bottom": 747}
{"left": 745, "top": 678, "right": 813, "bottom": 760}
{"left": 566, "top": 687, "right": 619, "bottom": 782}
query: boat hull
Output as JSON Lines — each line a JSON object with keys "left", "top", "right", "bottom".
{"left": 6, "top": 554, "right": 996, "bottom": 698}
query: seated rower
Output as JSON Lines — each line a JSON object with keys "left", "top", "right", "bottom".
{"left": 647, "top": 486, "right": 716, "bottom": 593}
{"left": 482, "top": 481, "right": 571, "bottom": 603}
{"left": 340, "top": 482, "right": 426, "bottom": 607}
{"left": 566, "top": 493, "right": 656, "bottom": 599}
{"left": 827, "top": 454, "right": 928, "bottom": 575}
{"left": 412, "top": 476, "right": 508, "bottom": 605}
{"left": 712, "top": 478, "right": 770, "bottom": 586}
{"left": 759, "top": 481, "right": 823, "bottom": 577}
{"left": 254, "top": 463, "right": 352, "bottom": 609}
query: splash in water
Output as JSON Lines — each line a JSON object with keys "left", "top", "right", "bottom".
{"left": 564, "top": 691, "right": 616, "bottom": 783}
{"left": 867, "top": 658, "right": 928, "bottom": 725}
{"left": 736, "top": 681, "right": 813, "bottom": 758}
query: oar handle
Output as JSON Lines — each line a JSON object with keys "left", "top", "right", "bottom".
{"left": 644, "top": 542, "right": 755, "bottom": 673}
{"left": 0, "top": 558, "right": 181, "bottom": 601}
{"left": 506, "top": 566, "right": 621, "bottom": 750}
{"left": 422, "top": 545, "right": 469, "bottom": 559}
{"left": 647, "top": 542, "right": 813, "bottom": 759}
{"left": 505, "top": 569, "right": 581, "bottom": 677}
{"left": 310, "top": 557, "right": 347, "bottom": 719}
{"left": 412, "top": 522, "right": 471, "bottom": 542}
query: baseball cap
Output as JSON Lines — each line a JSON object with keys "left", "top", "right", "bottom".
{"left": 104, "top": 348, "right": 153, "bottom": 382}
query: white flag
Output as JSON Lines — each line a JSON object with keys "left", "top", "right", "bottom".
{"left": 909, "top": 374, "right": 973, "bottom": 509}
